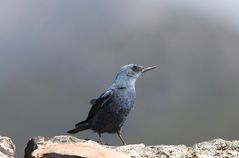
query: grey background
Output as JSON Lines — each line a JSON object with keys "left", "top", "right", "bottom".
{"left": 1, "top": 0, "right": 239, "bottom": 157}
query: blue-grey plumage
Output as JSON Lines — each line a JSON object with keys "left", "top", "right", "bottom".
{"left": 67, "top": 64, "right": 157, "bottom": 145}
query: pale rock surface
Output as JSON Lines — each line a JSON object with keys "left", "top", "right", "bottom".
{"left": 0, "top": 136, "right": 16, "bottom": 158}
{"left": 24, "top": 135, "right": 239, "bottom": 158}
{"left": 187, "top": 139, "right": 239, "bottom": 158}
{"left": 24, "top": 136, "right": 129, "bottom": 158}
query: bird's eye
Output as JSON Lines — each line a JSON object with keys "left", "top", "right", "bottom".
{"left": 132, "top": 65, "right": 138, "bottom": 71}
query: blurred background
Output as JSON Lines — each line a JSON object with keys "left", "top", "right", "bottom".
{"left": 1, "top": 0, "right": 239, "bottom": 156}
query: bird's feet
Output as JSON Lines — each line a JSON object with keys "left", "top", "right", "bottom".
{"left": 96, "top": 139, "right": 104, "bottom": 144}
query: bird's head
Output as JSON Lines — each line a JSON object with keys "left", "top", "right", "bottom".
{"left": 115, "top": 64, "right": 157, "bottom": 81}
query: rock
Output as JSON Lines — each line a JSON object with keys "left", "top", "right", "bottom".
{"left": 24, "top": 136, "right": 239, "bottom": 158}
{"left": 111, "top": 144, "right": 188, "bottom": 158}
{"left": 0, "top": 136, "right": 16, "bottom": 158}
{"left": 24, "top": 136, "right": 129, "bottom": 158}
{"left": 187, "top": 139, "right": 239, "bottom": 158}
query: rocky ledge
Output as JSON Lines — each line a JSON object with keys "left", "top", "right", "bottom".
{"left": 23, "top": 135, "right": 239, "bottom": 158}
{"left": 0, "top": 136, "right": 16, "bottom": 158}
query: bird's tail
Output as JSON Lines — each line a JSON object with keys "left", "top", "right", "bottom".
{"left": 67, "top": 120, "right": 89, "bottom": 134}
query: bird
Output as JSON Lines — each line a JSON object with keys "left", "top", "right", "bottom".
{"left": 67, "top": 64, "right": 157, "bottom": 145}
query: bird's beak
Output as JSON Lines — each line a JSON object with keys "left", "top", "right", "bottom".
{"left": 142, "top": 66, "right": 157, "bottom": 73}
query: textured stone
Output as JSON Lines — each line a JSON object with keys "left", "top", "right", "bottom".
{"left": 0, "top": 136, "right": 16, "bottom": 158}
{"left": 24, "top": 136, "right": 239, "bottom": 158}
{"left": 24, "top": 136, "right": 129, "bottom": 158}
{"left": 186, "top": 139, "right": 239, "bottom": 158}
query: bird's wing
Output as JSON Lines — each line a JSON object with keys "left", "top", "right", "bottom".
{"left": 86, "top": 89, "right": 113, "bottom": 121}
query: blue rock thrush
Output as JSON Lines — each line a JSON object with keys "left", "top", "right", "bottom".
{"left": 67, "top": 64, "right": 157, "bottom": 145}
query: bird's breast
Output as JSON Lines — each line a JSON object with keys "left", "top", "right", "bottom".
{"left": 112, "top": 89, "right": 136, "bottom": 109}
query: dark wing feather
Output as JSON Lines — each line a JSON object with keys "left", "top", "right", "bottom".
{"left": 86, "top": 89, "right": 113, "bottom": 121}
{"left": 89, "top": 99, "right": 97, "bottom": 105}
